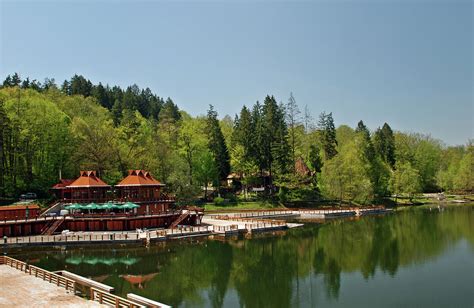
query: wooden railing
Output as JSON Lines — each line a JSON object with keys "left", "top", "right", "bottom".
{"left": 245, "top": 221, "right": 287, "bottom": 231}
{"left": 0, "top": 256, "right": 75, "bottom": 293}
{"left": 29, "top": 265, "right": 76, "bottom": 292}
{"left": 0, "top": 256, "right": 170, "bottom": 308}
{"left": 5, "top": 232, "right": 142, "bottom": 245}
{"left": 90, "top": 287, "right": 144, "bottom": 308}
{"left": 213, "top": 225, "right": 239, "bottom": 233}
{"left": 210, "top": 210, "right": 294, "bottom": 220}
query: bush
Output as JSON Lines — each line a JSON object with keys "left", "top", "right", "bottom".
{"left": 213, "top": 197, "right": 225, "bottom": 205}
{"left": 278, "top": 187, "right": 288, "bottom": 203}
{"left": 224, "top": 193, "right": 237, "bottom": 202}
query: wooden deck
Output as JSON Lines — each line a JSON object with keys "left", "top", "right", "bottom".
{"left": 0, "top": 264, "right": 104, "bottom": 307}
{"left": 0, "top": 256, "right": 169, "bottom": 307}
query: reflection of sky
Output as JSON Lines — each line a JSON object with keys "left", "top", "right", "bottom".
{"left": 66, "top": 256, "right": 139, "bottom": 266}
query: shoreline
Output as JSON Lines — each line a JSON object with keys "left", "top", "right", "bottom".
{"left": 1, "top": 207, "right": 395, "bottom": 248}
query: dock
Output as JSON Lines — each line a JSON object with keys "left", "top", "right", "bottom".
{"left": 1, "top": 207, "right": 391, "bottom": 246}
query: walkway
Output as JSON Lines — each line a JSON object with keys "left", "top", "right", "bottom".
{"left": 0, "top": 265, "right": 104, "bottom": 307}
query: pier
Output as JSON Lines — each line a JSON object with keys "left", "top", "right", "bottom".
{"left": 1, "top": 207, "right": 391, "bottom": 247}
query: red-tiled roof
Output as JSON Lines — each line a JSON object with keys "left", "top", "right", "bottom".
{"left": 0, "top": 204, "right": 40, "bottom": 211}
{"left": 51, "top": 179, "right": 75, "bottom": 189}
{"left": 116, "top": 170, "right": 164, "bottom": 187}
{"left": 68, "top": 171, "right": 110, "bottom": 188}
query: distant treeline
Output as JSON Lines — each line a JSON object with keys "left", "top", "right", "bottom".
{"left": 0, "top": 73, "right": 472, "bottom": 203}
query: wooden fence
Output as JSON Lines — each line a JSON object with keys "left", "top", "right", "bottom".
{"left": 4, "top": 232, "right": 141, "bottom": 245}
{"left": 213, "top": 225, "right": 239, "bottom": 233}
{"left": 90, "top": 287, "right": 144, "bottom": 308}
{"left": 0, "top": 255, "right": 170, "bottom": 308}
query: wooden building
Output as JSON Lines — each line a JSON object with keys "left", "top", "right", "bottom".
{"left": 116, "top": 170, "right": 170, "bottom": 215}
{"left": 51, "top": 170, "right": 173, "bottom": 215}
{"left": 51, "top": 171, "right": 111, "bottom": 203}
{"left": 0, "top": 204, "right": 41, "bottom": 220}
{"left": 115, "top": 170, "right": 164, "bottom": 202}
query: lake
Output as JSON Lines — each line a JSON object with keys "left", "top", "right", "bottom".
{"left": 9, "top": 205, "right": 474, "bottom": 307}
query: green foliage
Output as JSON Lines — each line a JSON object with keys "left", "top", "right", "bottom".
{"left": 320, "top": 137, "right": 373, "bottom": 204}
{"left": 389, "top": 161, "right": 422, "bottom": 202}
{"left": 206, "top": 105, "right": 231, "bottom": 182}
{"left": 213, "top": 196, "right": 225, "bottom": 205}
{"left": 278, "top": 186, "right": 288, "bottom": 202}
{"left": 308, "top": 144, "right": 323, "bottom": 173}
{"left": 318, "top": 112, "right": 338, "bottom": 160}
{"left": 194, "top": 150, "right": 218, "bottom": 199}
{"left": 0, "top": 73, "right": 471, "bottom": 203}
{"left": 374, "top": 123, "right": 395, "bottom": 168}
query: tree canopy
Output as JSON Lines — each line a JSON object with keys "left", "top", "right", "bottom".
{"left": 1, "top": 73, "right": 472, "bottom": 203}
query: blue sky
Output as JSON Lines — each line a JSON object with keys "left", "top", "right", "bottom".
{"left": 1, "top": 0, "right": 472, "bottom": 145}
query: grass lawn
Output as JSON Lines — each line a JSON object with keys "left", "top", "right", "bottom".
{"left": 204, "top": 201, "right": 286, "bottom": 212}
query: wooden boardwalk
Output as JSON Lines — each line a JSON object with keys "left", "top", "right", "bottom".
{"left": 0, "top": 264, "right": 104, "bottom": 307}
{"left": 0, "top": 256, "right": 169, "bottom": 307}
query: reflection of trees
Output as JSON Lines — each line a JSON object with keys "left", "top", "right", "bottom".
{"left": 14, "top": 206, "right": 473, "bottom": 307}
{"left": 208, "top": 242, "right": 232, "bottom": 308}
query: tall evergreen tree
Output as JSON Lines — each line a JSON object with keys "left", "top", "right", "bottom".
{"left": 206, "top": 105, "right": 231, "bottom": 182}
{"left": 355, "top": 120, "right": 375, "bottom": 161}
{"left": 318, "top": 112, "right": 338, "bottom": 159}
{"left": 70, "top": 74, "right": 92, "bottom": 96}
{"left": 232, "top": 105, "right": 254, "bottom": 162}
{"left": 262, "top": 96, "right": 291, "bottom": 177}
{"left": 374, "top": 123, "right": 395, "bottom": 168}
{"left": 286, "top": 92, "right": 301, "bottom": 173}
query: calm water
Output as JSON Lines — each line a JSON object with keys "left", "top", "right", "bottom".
{"left": 10, "top": 206, "right": 474, "bottom": 308}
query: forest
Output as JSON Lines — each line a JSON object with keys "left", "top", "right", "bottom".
{"left": 0, "top": 73, "right": 472, "bottom": 204}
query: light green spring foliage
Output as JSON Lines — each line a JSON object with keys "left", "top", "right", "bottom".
{"left": 0, "top": 86, "right": 472, "bottom": 202}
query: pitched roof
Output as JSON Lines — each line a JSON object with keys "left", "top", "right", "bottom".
{"left": 67, "top": 171, "right": 110, "bottom": 188}
{"left": 116, "top": 170, "right": 164, "bottom": 187}
{"left": 51, "top": 179, "right": 75, "bottom": 189}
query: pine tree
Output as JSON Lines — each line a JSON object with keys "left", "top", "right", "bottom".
{"left": 355, "top": 120, "right": 375, "bottom": 161}
{"left": 206, "top": 105, "right": 231, "bottom": 182}
{"left": 252, "top": 101, "right": 267, "bottom": 173}
{"left": 232, "top": 105, "right": 254, "bottom": 162}
{"left": 11, "top": 73, "right": 21, "bottom": 87}
{"left": 286, "top": 92, "right": 301, "bottom": 173}
{"left": 374, "top": 123, "right": 395, "bottom": 168}
{"left": 262, "top": 96, "right": 290, "bottom": 177}
{"left": 318, "top": 112, "right": 338, "bottom": 159}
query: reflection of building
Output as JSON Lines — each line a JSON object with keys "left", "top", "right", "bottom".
{"left": 121, "top": 273, "right": 158, "bottom": 289}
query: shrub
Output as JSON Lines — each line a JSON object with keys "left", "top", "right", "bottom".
{"left": 214, "top": 197, "right": 225, "bottom": 205}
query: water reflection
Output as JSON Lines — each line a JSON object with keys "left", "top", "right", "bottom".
{"left": 11, "top": 206, "right": 474, "bottom": 307}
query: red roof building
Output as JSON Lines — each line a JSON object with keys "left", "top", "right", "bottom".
{"left": 51, "top": 170, "right": 172, "bottom": 214}
{"left": 115, "top": 170, "right": 164, "bottom": 203}
{"left": 0, "top": 204, "right": 41, "bottom": 220}
{"left": 51, "top": 171, "right": 110, "bottom": 202}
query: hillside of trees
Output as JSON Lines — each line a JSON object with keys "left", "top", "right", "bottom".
{"left": 0, "top": 73, "right": 472, "bottom": 204}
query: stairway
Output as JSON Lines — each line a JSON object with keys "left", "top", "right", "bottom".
{"left": 169, "top": 212, "right": 190, "bottom": 229}
{"left": 41, "top": 218, "right": 65, "bottom": 235}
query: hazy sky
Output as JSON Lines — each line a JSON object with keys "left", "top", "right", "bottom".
{"left": 1, "top": 0, "right": 472, "bottom": 145}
